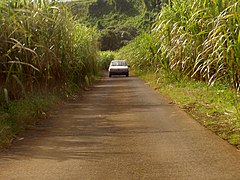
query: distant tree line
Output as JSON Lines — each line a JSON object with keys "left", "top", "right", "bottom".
{"left": 89, "top": 0, "right": 171, "bottom": 13}
{"left": 68, "top": 0, "right": 172, "bottom": 51}
{"left": 86, "top": 0, "right": 172, "bottom": 51}
{"left": 143, "top": 0, "right": 169, "bottom": 11}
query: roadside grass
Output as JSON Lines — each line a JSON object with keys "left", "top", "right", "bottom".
{"left": 136, "top": 70, "right": 240, "bottom": 149}
{"left": 0, "top": 0, "right": 100, "bottom": 148}
{"left": 0, "top": 93, "right": 60, "bottom": 147}
{"left": 0, "top": 74, "right": 100, "bottom": 148}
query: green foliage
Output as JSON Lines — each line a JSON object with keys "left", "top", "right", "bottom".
{"left": 152, "top": 0, "right": 240, "bottom": 88}
{"left": 100, "top": 23, "right": 138, "bottom": 51}
{"left": 117, "top": 0, "right": 240, "bottom": 148}
{"left": 98, "top": 51, "right": 115, "bottom": 70}
{"left": 0, "top": 93, "right": 59, "bottom": 146}
{"left": 119, "top": 0, "right": 240, "bottom": 89}
{"left": 139, "top": 71, "right": 240, "bottom": 149}
{"left": 0, "top": 0, "right": 100, "bottom": 146}
{"left": 69, "top": 0, "right": 157, "bottom": 51}
{"left": 117, "top": 32, "right": 163, "bottom": 71}
{"left": 68, "top": 0, "right": 96, "bottom": 19}
{"left": 92, "top": 12, "right": 147, "bottom": 51}
{"left": 0, "top": 0, "right": 100, "bottom": 101}
{"left": 88, "top": 0, "right": 145, "bottom": 16}
{"left": 143, "top": 0, "right": 168, "bottom": 11}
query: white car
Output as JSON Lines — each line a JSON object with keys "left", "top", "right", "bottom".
{"left": 108, "top": 60, "right": 129, "bottom": 77}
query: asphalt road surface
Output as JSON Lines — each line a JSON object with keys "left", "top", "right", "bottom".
{"left": 0, "top": 75, "right": 240, "bottom": 180}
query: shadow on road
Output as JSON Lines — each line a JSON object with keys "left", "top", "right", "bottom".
{"left": 0, "top": 76, "right": 172, "bottom": 162}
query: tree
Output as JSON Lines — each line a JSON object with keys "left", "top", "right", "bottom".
{"left": 143, "top": 0, "right": 171, "bottom": 11}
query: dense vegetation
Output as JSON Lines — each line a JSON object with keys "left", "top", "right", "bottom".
{"left": 0, "top": 0, "right": 239, "bottom": 148}
{"left": 68, "top": 0, "right": 170, "bottom": 50}
{"left": 117, "top": 0, "right": 240, "bottom": 148}
{"left": 120, "top": 0, "right": 240, "bottom": 89}
{"left": 0, "top": 0, "right": 99, "bottom": 98}
{"left": 0, "top": 0, "right": 99, "bottom": 145}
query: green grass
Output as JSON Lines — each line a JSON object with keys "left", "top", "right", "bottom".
{"left": 0, "top": 71, "right": 100, "bottom": 148}
{"left": 0, "top": 93, "right": 60, "bottom": 147}
{"left": 137, "top": 70, "right": 240, "bottom": 149}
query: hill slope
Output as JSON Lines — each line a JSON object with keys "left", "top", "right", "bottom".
{"left": 67, "top": 0, "right": 167, "bottom": 50}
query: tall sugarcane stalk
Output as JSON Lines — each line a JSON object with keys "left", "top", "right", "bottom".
{"left": 119, "top": 0, "right": 239, "bottom": 90}
{"left": 0, "top": 0, "right": 99, "bottom": 101}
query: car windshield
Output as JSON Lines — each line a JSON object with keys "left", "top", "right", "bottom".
{"left": 111, "top": 60, "right": 127, "bottom": 66}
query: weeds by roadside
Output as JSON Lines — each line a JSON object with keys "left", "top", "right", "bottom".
{"left": 0, "top": 0, "right": 100, "bottom": 148}
{"left": 0, "top": 92, "right": 60, "bottom": 147}
{"left": 137, "top": 70, "right": 240, "bottom": 149}
{"left": 0, "top": 72, "right": 101, "bottom": 148}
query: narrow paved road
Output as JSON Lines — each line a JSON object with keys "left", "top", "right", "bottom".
{"left": 0, "top": 76, "right": 240, "bottom": 179}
